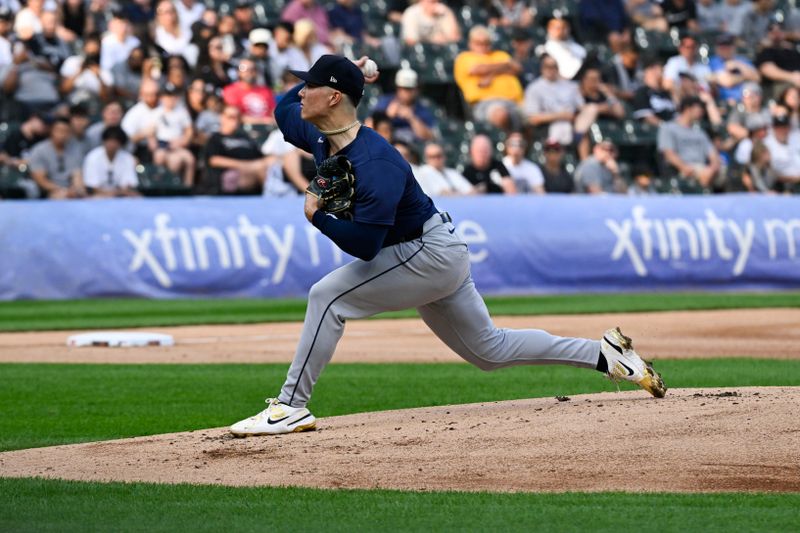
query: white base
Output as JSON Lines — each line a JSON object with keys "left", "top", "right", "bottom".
{"left": 67, "top": 332, "right": 175, "bottom": 348}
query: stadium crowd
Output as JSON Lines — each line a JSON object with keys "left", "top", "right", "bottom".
{"left": 1, "top": 0, "right": 800, "bottom": 199}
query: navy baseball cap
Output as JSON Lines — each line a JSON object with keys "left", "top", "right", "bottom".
{"left": 289, "top": 55, "right": 365, "bottom": 106}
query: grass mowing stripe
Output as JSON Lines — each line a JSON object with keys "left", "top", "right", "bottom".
{"left": 1, "top": 359, "right": 798, "bottom": 452}
{"left": 1, "top": 293, "right": 799, "bottom": 331}
{"left": 1, "top": 478, "right": 798, "bottom": 533}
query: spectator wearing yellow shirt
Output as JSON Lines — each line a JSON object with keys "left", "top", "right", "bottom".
{"left": 454, "top": 26, "right": 523, "bottom": 131}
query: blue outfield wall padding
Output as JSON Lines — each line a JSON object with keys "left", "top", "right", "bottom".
{"left": 1, "top": 195, "right": 800, "bottom": 300}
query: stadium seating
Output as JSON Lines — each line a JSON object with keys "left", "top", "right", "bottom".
{"left": 136, "top": 164, "right": 193, "bottom": 197}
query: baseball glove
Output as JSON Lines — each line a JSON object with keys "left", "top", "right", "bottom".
{"left": 307, "top": 155, "right": 356, "bottom": 218}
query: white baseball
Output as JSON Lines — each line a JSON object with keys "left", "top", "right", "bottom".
{"left": 362, "top": 59, "right": 378, "bottom": 78}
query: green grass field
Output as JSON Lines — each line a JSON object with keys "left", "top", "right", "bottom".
{"left": 1, "top": 292, "right": 799, "bottom": 331}
{"left": 1, "top": 294, "right": 798, "bottom": 531}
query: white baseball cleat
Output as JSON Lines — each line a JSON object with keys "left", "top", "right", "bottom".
{"left": 230, "top": 398, "right": 317, "bottom": 437}
{"left": 600, "top": 327, "right": 667, "bottom": 398}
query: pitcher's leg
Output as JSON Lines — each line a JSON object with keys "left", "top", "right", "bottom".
{"left": 417, "top": 276, "right": 601, "bottom": 370}
{"left": 279, "top": 239, "right": 465, "bottom": 407}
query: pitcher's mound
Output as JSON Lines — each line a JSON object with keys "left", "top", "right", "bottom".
{"left": 1, "top": 387, "right": 798, "bottom": 493}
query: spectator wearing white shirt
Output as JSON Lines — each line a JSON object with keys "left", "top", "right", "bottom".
{"left": 541, "top": 16, "right": 586, "bottom": 80}
{"left": 59, "top": 34, "right": 112, "bottom": 103}
{"left": 260, "top": 128, "right": 310, "bottom": 196}
{"left": 415, "top": 142, "right": 474, "bottom": 196}
{"left": 763, "top": 113, "right": 800, "bottom": 185}
{"left": 100, "top": 12, "right": 140, "bottom": 71}
{"left": 121, "top": 78, "right": 161, "bottom": 162}
{"left": 174, "top": 0, "right": 204, "bottom": 35}
{"left": 502, "top": 133, "right": 545, "bottom": 194}
{"left": 268, "top": 22, "right": 306, "bottom": 88}
{"left": 83, "top": 126, "right": 140, "bottom": 197}
{"left": 150, "top": 82, "right": 195, "bottom": 186}
{"left": 663, "top": 35, "right": 712, "bottom": 96}
{"left": 154, "top": 0, "right": 198, "bottom": 67}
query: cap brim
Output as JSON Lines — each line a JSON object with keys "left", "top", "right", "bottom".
{"left": 289, "top": 69, "right": 323, "bottom": 85}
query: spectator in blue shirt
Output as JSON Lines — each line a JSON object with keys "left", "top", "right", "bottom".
{"left": 371, "top": 68, "right": 436, "bottom": 144}
{"left": 327, "top": 0, "right": 382, "bottom": 51}
{"left": 578, "top": 0, "right": 630, "bottom": 52}
{"left": 708, "top": 33, "right": 760, "bottom": 105}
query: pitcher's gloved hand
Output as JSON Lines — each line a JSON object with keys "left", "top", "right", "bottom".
{"left": 306, "top": 155, "right": 356, "bottom": 219}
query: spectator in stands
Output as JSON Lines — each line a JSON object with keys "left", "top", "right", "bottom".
{"left": 415, "top": 141, "right": 474, "bottom": 196}
{"left": 743, "top": 140, "right": 778, "bottom": 192}
{"left": 540, "top": 138, "right": 574, "bottom": 193}
{"left": 269, "top": 22, "right": 305, "bottom": 87}
{"left": 579, "top": 0, "right": 630, "bottom": 53}
{"left": 454, "top": 25, "right": 523, "bottom": 132}
{"left": 28, "top": 9, "right": 71, "bottom": 71}
{"left": 61, "top": 0, "right": 87, "bottom": 40}
{"left": 175, "top": 0, "right": 205, "bottom": 35}
{"left": 660, "top": 0, "right": 699, "bottom": 31}
{"left": 0, "top": 112, "right": 49, "bottom": 165}
{"left": 82, "top": 125, "right": 140, "bottom": 197}
{"left": 66, "top": 103, "right": 92, "bottom": 157}
{"left": 708, "top": 33, "right": 760, "bottom": 105}
{"left": 366, "top": 111, "right": 394, "bottom": 141}
{"left": 716, "top": 0, "right": 751, "bottom": 37}
{"left": 603, "top": 44, "right": 642, "bottom": 102}
{"left": 0, "top": 38, "right": 61, "bottom": 116}
{"left": 282, "top": 0, "right": 331, "bottom": 46}
{"left": 732, "top": 113, "right": 769, "bottom": 165}
{"left": 28, "top": 116, "right": 86, "bottom": 199}
{"left": 196, "top": 37, "right": 235, "bottom": 90}
{"left": 186, "top": 77, "right": 209, "bottom": 121}
{"left": 502, "top": 132, "right": 544, "bottom": 194}
{"left": 756, "top": 20, "right": 800, "bottom": 96}
{"left": 328, "top": 0, "right": 381, "bottom": 50}
{"left": 121, "top": 78, "right": 161, "bottom": 161}
{"left": 154, "top": 0, "right": 198, "bottom": 67}
{"left": 663, "top": 34, "right": 712, "bottom": 96}
{"left": 111, "top": 46, "right": 145, "bottom": 101}
{"left": 763, "top": 113, "right": 800, "bottom": 186}
{"left": 371, "top": 68, "right": 435, "bottom": 144}
{"left": 0, "top": 7, "right": 12, "bottom": 69}
{"left": 523, "top": 53, "right": 596, "bottom": 147}
{"left": 579, "top": 67, "right": 626, "bottom": 121}
{"left": 509, "top": 27, "right": 538, "bottom": 88}
{"left": 86, "top": 101, "right": 124, "bottom": 149}
{"left": 293, "top": 18, "right": 331, "bottom": 70}
{"left": 463, "top": 134, "right": 516, "bottom": 194}
{"left": 247, "top": 28, "right": 274, "bottom": 87}
{"left": 743, "top": 0, "right": 778, "bottom": 49}
{"left": 150, "top": 83, "right": 195, "bottom": 187}
{"left": 60, "top": 33, "right": 111, "bottom": 104}
{"left": 696, "top": 0, "right": 724, "bottom": 32}
{"left": 632, "top": 57, "right": 676, "bottom": 126}
{"left": 223, "top": 56, "right": 276, "bottom": 125}
{"left": 233, "top": 0, "right": 255, "bottom": 43}
{"left": 14, "top": 0, "right": 44, "bottom": 36}
{"left": 165, "top": 54, "right": 190, "bottom": 91}
{"left": 194, "top": 84, "right": 223, "bottom": 146}
{"left": 204, "top": 104, "right": 272, "bottom": 194}
{"left": 775, "top": 85, "right": 800, "bottom": 130}
{"left": 541, "top": 16, "right": 586, "bottom": 81}
{"left": 627, "top": 168, "right": 657, "bottom": 195}
{"left": 674, "top": 71, "right": 723, "bottom": 128}
{"left": 625, "top": 0, "right": 669, "bottom": 33}
{"left": 216, "top": 14, "right": 244, "bottom": 60}
{"left": 260, "top": 128, "right": 310, "bottom": 196}
{"left": 401, "top": 0, "right": 460, "bottom": 46}
{"left": 488, "top": 0, "right": 535, "bottom": 29}
{"left": 727, "top": 82, "right": 771, "bottom": 144}
{"left": 574, "top": 139, "right": 626, "bottom": 194}
{"left": 100, "top": 11, "right": 140, "bottom": 72}
{"left": 658, "top": 95, "right": 723, "bottom": 189}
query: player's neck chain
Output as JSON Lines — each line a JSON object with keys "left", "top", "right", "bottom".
{"left": 320, "top": 120, "right": 361, "bottom": 136}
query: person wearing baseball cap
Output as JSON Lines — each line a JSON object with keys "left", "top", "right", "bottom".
{"left": 708, "top": 32, "right": 759, "bottom": 104}
{"left": 370, "top": 67, "right": 436, "bottom": 144}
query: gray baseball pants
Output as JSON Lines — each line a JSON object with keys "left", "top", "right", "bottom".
{"left": 278, "top": 213, "right": 602, "bottom": 408}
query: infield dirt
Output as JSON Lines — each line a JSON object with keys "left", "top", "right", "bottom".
{"left": 1, "top": 308, "right": 799, "bottom": 364}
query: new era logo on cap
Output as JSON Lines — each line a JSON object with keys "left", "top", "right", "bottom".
{"left": 289, "top": 55, "right": 365, "bottom": 106}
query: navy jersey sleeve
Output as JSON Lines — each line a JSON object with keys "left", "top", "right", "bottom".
{"left": 352, "top": 157, "right": 407, "bottom": 226}
{"left": 274, "top": 83, "right": 322, "bottom": 153}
